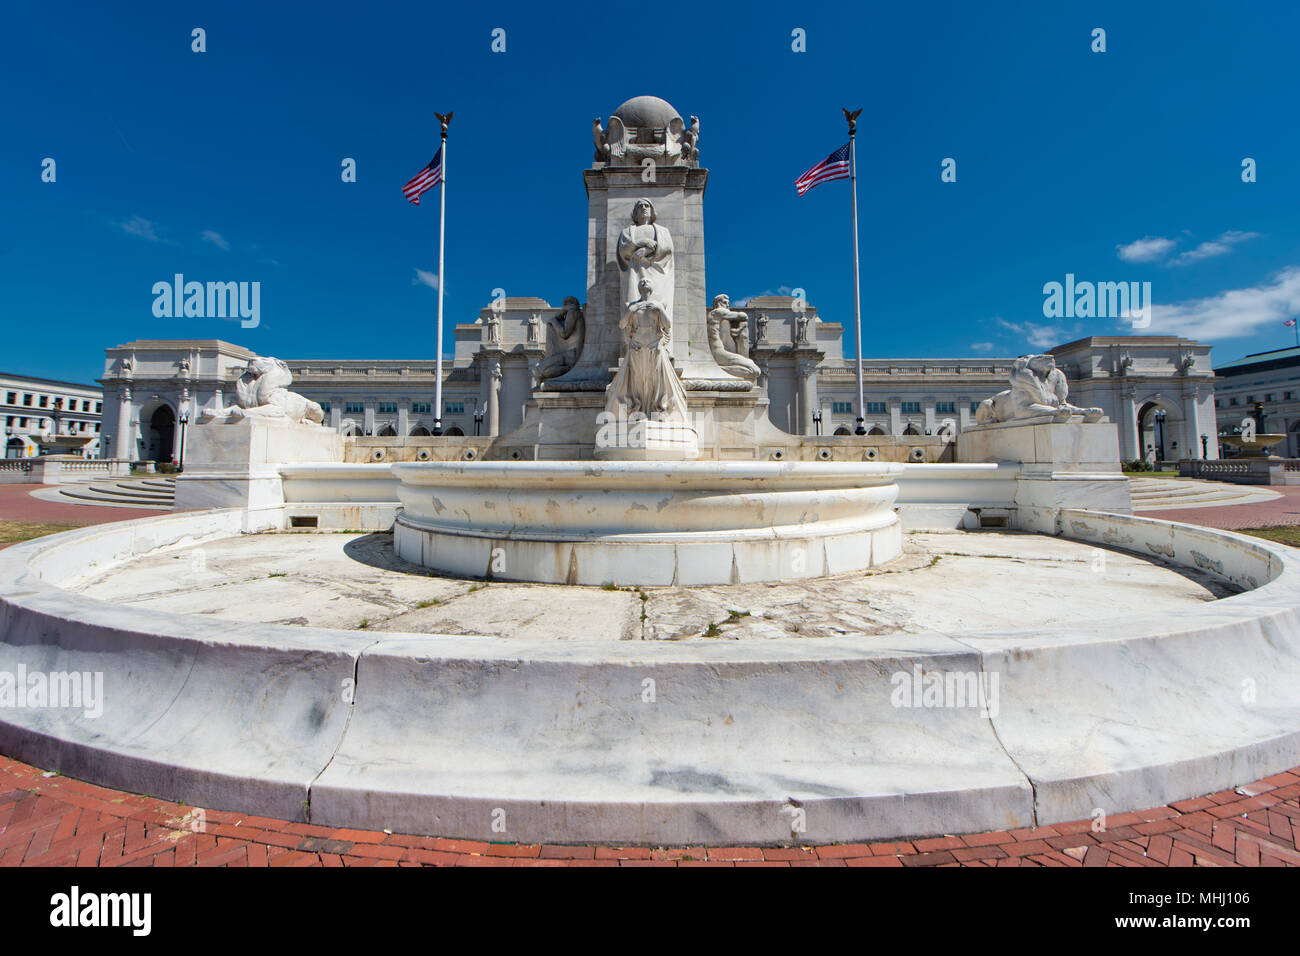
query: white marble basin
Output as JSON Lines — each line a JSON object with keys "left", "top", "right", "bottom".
{"left": 392, "top": 460, "right": 904, "bottom": 585}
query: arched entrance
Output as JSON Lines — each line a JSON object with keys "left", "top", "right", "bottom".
{"left": 1289, "top": 420, "right": 1300, "bottom": 459}
{"left": 377, "top": 424, "right": 397, "bottom": 437}
{"left": 409, "top": 426, "right": 431, "bottom": 437}
{"left": 833, "top": 426, "right": 852, "bottom": 436}
{"left": 902, "top": 424, "right": 920, "bottom": 436}
{"left": 146, "top": 405, "right": 175, "bottom": 463}
{"left": 5, "top": 436, "right": 25, "bottom": 459}
{"left": 1137, "top": 400, "right": 1182, "bottom": 463}
{"left": 868, "top": 425, "right": 886, "bottom": 436}
{"left": 444, "top": 426, "right": 465, "bottom": 437}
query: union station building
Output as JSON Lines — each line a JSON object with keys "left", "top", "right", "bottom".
{"left": 94, "top": 296, "right": 1221, "bottom": 465}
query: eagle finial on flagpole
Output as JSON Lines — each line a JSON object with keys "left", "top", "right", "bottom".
{"left": 435, "top": 110, "right": 453, "bottom": 139}
{"left": 842, "top": 108, "right": 862, "bottom": 134}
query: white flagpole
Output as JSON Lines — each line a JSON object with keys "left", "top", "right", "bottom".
{"left": 845, "top": 108, "right": 866, "bottom": 435}
{"left": 433, "top": 112, "right": 451, "bottom": 435}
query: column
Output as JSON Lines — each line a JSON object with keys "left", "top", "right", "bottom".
{"left": 173, "top": 388, "right": 189, "bottom": 464}
{"left": 115, "top": 386, "right": 133, "bottom": 460}
{"left": 398, "top": 400, "right": 410, "bottom": 438}
{"left": 363, "top": 403, "right": 375, "bottom": 436}
{"left": 889, "top": 401, "right": 902, "bottom": 437}
{"left": 488, "top": 360, "right": 502, "bottom": 437}
{"left": 797, "top": 361, "right": 817, "bottom": 435}
{"left": 1120, "top": 388, "right": 1138, "bottom": 461}
{"left": 923, "top": 402, "right": 936, "bottom": 435}
{"left": 1181, "top": 387, "right": 1201, "bottom": 460}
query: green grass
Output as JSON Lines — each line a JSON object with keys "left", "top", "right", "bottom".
{"left": 1122, "top": 469, "right": 1178, "bottom": 478}
{"left": 415, "top": 598, "right": 440, "bottom": 609}
{"left": 1235, "top": 526, "right": 1300, "bottom": 548}
{"left": 0, "top": 520, "right": 80, "bottom": 544}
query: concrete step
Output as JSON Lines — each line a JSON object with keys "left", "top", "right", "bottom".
{"left": 53, "top": 478, "right": 175, "bottom": 510}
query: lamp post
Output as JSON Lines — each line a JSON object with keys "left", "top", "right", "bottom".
{"left": 474, "top": 405, "right": 484, "bottom": 437}
{"left": 811, "top": 409, "right": 822, "bottom": 436}
{"left": 1201, "top": 433, "right": 1209, "bottom": 459}
{"left": 1154, "top": 409, "right": 1167, "bottom": 463}
{"left": 178, "top": 412, "right": 189, "bottom": 472}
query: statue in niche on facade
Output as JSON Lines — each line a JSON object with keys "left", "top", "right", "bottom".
{"left": 794, "top": 313, "right": 810, "bottom": 344}
{"left": 535, "top": 297, "right": 586, "bottom": 384}
{"left": 527, "top": 313, "right": 541, "bottom": 346}
{"left": 707, "top": 295, "right": 760, "bottom": 382}
{"left": 199, "top": 356, "right": 325, "bottom": 425}
{"left": 975, "top": 354, "right": 1104, "bottom": 425}
{"left": 606, "top": 279, "right": 688, "bottom": 419}
{"left": 484, "top": 310, "right": 502, "bottom": 346}
{"left": 617, "top": 199, "right": 674, "bottom": 328}
{"left": 754, "top": 313, "right": 768, "bottom": 345}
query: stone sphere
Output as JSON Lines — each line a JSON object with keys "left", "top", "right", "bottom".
{"left": 612, "top": 94, "right": 681, "bottom": 129}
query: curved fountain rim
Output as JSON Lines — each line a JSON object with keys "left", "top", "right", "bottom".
{"left": 391, "top": 458, "right": 906, "bottom": 486}
{"left": 0, "top": 505, "right": 1291, "bottom": 662}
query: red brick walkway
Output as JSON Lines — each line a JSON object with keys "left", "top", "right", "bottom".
{"left": 0, "top": 755, "right": 1296, "bottom": 867}
{"left": 1136, "top": 483, "right": 1300, "bottom": 530}
{"left": 0, "top": 483, "right": 165, "bottom": 538}
{"left": 2, "top": 480, "right": 1300, "bottom": 866}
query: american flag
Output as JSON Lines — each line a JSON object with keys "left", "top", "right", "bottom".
{"left": 1285, "top": 318, "right": 1296, "bottom": 328}
{"left": 403, "top": 147, "right": 443, "bottom": 205}
{"left": 795, "top": 143, "right": 850, "bottom": 196}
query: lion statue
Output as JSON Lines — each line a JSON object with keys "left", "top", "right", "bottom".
{"left": 975, "top": 354, "right": 1104, "bottom": 425}
{"left": 200, "top": 356, "right": 325, "bottom": 425}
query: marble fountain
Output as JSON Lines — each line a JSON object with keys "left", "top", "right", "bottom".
{"left": 3, "top": 96, "right": 1300, "bottom": 846}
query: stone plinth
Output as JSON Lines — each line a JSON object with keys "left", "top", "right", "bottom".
{"left": 174, "top": 419, "right": 342, "bottom": 518}
{"left": 593, "top": 417, "right": 700, "bottom": 460}
{"left": 957, "top": 419, "right": 1130, "bottom": 532}
{"left": 392, "top": 460, "right": 903, "bottom": 586}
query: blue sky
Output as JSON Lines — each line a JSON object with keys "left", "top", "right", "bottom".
{"left": 5, "top": 0, "right": 1300, "bottom": 384}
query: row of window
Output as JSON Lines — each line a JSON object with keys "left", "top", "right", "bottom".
{"left": 4, "top": 416, "right": 101, "bottom": 433}
{"left": 327, "top": 401, "right": 465, "bottom": 416}
{"left": 4, "top": 392, "right": 102, "bottom": 414}
{"left": 1216, "top": 391, "right": 1296, "bottom": 408}
{"left": 831, "top": 401, "right": 971, "bottom": 416}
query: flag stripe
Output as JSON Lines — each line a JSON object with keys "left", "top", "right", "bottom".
{"left": 403, "top": 147, "right": 443, "bottom": 205}
{"left": 795, "top": 143, "right": 850, "bottom": 196}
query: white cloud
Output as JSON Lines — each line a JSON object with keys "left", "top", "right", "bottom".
{"left": 734, "top": 286, "right": 795, "bottom": 307}
{"left": 1173, "top": 230, "right": 1260, "bottom": 265}
{"left": 120, "top": 215, "right": 167, "bottom": 243}
{"left": 1144, "top": 266, "right": 1300, "bottom": 340}
{"left": 413, "top": 268, "right": 439, "bottom": 290}
{"left": 969, "top": 342, "right": 995, "bottom": 353}
{"left": 201, "top": 229, "right": 230, "bottom": 251}
{"left": 1117, "top": 236, "right": 1177, "bottom": 263}
{"left": 994, "top": 317, "right": 1079, "bottom": 351}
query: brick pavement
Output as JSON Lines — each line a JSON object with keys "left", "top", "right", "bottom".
{"left": 2, "top": 479, "right": 1299, "bottom": 866}
{"left": 0, "top": 755, "right": 1295, "bottom": 867}
{"left": 1135, "top": 483, "right": 1300, "bottom": 530}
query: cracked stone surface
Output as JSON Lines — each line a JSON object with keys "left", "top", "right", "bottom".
{"left": 73, "top": 529, "right": 1236, "bottom": 641}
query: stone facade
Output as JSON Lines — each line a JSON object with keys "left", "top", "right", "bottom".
{"left": 1213, "top": 346, "right": 1300, "bottom": 457}
{"left": 95, "top": 331, "right": 1217, "bottom": 464}
{"left": 1, "top": 372, "right": 104, "bottom": 459}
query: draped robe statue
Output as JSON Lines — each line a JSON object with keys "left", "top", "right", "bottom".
{"left": 606, "top": 279, "right": 689, "bottom": 420}
{"left": 616, "top": 199, "right": 674, "bottom": 330}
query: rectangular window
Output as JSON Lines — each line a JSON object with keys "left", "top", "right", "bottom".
{"left": 95, "top": 402, "right": 102, "bottom": 413}
{"left": 1287, "top": 392, "right": 1295, "bottom": 401}
{"left": 4, "top": 416, "right": 11, "bottom": 427}
{"left": 412, "top": 401, "right": 432, "bottom": 414}
{"left": 38, "top": 396, "right": 48, "bottom": 408}
{"left": 936, "top": 401, "right": 955, "bottom": 414}
{"left": 377, "top": 402, "right": 397, "bottom": 414}
{"left": 900, "top": 402, "right": 921, "bottom": 414}
{"left": 5, "top": 393, "right": 14, "bottom": 404}
{"left": 832, "top": 401, "right": 853, "bottom": 414}
{"left": 445, "top": 402, "right": 465, "bottom": 416}
{"left": 1246, "top": 395, "right": 1255, "bottom": 403}
{"left": 865, "top": 402, "right": 887, "bottom": 415}
{"left": 344, "top": 402, "right": 364, "bottom": 414}
{"left": 1230, "top": 398, "right": 1239, "bottom": 405}
{"left": 318, "top": 401, "right": 331, "bottom": 414}
{"left": 18, "top": 418, "right": 27, "bottom": 428}
{"left": 22, "top": 394, "right": 32, "bottom": 406}
{"left": 970, "top": 402, "right": 981, "bottom": 413}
